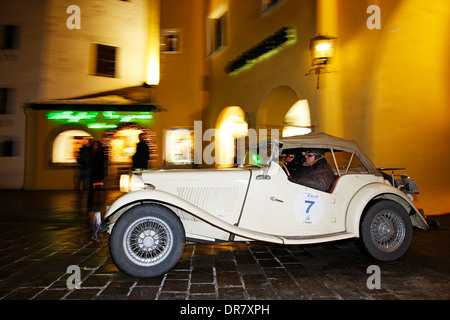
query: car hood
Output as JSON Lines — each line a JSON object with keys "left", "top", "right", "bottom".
{"left": 140, "top": 167, "right": 255, "bottom": 183}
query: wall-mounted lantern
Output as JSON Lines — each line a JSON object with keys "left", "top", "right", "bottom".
{"left": 306, "top": 34, "right": 336, "bottom": 89}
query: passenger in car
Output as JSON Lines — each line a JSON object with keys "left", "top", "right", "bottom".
{"left": 284, "top": 152, "right": 303, "bottom": 176}
{"left": 288, "top": 149, "right": 335, "bottom": 192}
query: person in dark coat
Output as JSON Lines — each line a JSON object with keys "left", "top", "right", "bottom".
{"left": 289, "top": 149, "right": 335, "bottom": 192}
{"left": 132, "top": 133, "right": 150, "bottom": 170}
{"left": 86, "top": 140, "right": 105, "bottom": 212}
{"left": 284, "top": 151, "right": 303, "bottom": 176}
{"left": 76, "top": 139, "right": 91, "bottom": 190}
{"left": 89, "top": 141, "right": 105, "bottom": 183}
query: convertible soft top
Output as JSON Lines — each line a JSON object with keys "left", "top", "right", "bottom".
{"left": 279, "top": 132, "right": 381, "bottom": 176}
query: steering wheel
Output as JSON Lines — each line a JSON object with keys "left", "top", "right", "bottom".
{"left": 280, "top": 162, "right": 290, "bottom": 177}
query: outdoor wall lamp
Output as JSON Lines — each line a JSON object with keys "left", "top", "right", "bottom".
{"left": 306, "top": 34, "right": 336, "bottom": 89}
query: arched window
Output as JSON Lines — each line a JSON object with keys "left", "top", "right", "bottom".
{"left": 216, "top": 106, "right": 248, "bottom": 165}
{"left": 52, "top": 130, "right": 92, "bottom": 163}
{"left": 282, "top": 99, "right": 312, "bottom": 137}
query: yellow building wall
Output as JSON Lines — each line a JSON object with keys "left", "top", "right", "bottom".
{"left": 40, "top": 0, "right": 150, "bottom": 99}
{"left": 23, "top": 0, "right": 208, "bottom": 190}
{"left": 336, "top": 0, "right": 450, "bottom": 215}
{"left": 369, "top": 0, "right": 450, "bottom": 215}
{"left": 152, "top": 0, "right": 208, "bottom": 166}
{"left": 159, "top": 0, "right": 207, "bottom": 123}
{"left": 0, "top": 1, "right": 47, "bottom": 189}
{"left": 206, "top": 0, "right": 449, "bottom": 215}
{"left": 205, "top": 0, "right": 317, "bottom": 131}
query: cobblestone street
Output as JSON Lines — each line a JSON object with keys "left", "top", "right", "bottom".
{"left": 0, "top": 190, "right": 449, "bottom": 304}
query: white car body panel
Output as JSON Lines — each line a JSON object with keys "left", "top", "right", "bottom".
{"left": 104, "top": 163, "right": 426, "bottom": 245}
{"left": 104, "top": 132, "right": 429, "bottom": 246}
{"left": 105, "top": 188, "right": 285, "bottom": 244}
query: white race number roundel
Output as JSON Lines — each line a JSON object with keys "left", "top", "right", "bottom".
{"left": 293, "top": 191, "right": 325, "bottom": 225}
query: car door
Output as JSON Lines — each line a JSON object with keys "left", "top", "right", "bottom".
{"left": 238, "top": 162, "right": 340, "bottom": 237}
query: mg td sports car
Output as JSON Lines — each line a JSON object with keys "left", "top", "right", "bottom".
{"left": 100, "top": 132, "right": 429, "bottom": 278}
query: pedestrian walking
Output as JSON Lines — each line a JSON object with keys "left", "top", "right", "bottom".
{"left": 86, "top": 140, "right": 105, "bottom": 212}
{"left": 132, "top": 132, "right": 150, "bottom": 170}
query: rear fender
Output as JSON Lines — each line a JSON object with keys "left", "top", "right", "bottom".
{"left": 346, "top": 183, "right": 429, "bottom": 237}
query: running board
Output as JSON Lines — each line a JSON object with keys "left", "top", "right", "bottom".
{"left": 280, "top": 231, "right": 352, "bottom": 245}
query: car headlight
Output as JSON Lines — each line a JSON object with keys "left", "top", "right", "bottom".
{"left": 120, "top": 173, "right": 148, "bottom": 193}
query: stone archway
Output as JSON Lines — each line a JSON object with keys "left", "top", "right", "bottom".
{"left": 257, "top": 86, "right": 299, "bottom": 131}
{"left": 257, "top": 85, "right": 312, "bottom": 137}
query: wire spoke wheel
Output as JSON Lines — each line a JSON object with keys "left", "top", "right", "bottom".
{"left": 110, "top": 204, "right": 185, "bottom": 278}
{"left": 358, "top": 200, "right": 412, "bottom": 261}
{"left": 370, "top": 210, "right": 406, "bottom": 253}
{"left": 124, "top": 217, "right": 173, "bottom": 267}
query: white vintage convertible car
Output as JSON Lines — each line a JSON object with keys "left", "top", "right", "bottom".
{"left": 100, "top": 132, "right": 429, "bottom": 278}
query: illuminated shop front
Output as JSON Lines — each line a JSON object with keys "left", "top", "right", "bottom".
{"left": 23, "top": 87, "right": 171, "bottom": 190}
{"left": 47, "top": 111, "right": 158, "bottom": 166}
{"left": 163, "top": 128, "right": 194, "bottom": 166}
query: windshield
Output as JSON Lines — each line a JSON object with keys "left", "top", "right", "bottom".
{"left": 237, "top": 138, "right": 280, "bottom": 167}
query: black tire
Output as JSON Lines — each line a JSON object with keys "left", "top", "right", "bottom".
{"left": 358, "top": 200, "right": 412, "bottom": 261}
{"left": 110, "top": 204, "right": 185, "bottom": 278}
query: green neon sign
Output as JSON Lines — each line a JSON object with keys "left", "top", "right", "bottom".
{"left": 102, "top": 111, "right": 154, "bottom": 122}
{"left": 87, "top": 123, "right": 118, "bottom": 129}
{"left": 46, "top": 111, "right": 154, "bottom": 128}
{"left": 46, "top": 111, "right": 99, "bottom": 123}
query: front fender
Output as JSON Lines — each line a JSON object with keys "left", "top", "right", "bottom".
{"left": 103, "top": 189, "right": 284, "bottom": 244}
{"left": 346, "top": 183, "right": 429, "bottom": 237}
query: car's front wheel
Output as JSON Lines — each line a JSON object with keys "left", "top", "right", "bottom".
{"left": 358, "top": 200, "right": 412, "bottom": 261}
{"left": 110, "top": 204, "right": 185, "bottom": 278}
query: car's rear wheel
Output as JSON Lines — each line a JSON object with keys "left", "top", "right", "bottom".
{"left": 358, "top": 200, "right": 412, "bottom": 261}
{"left": 110, "top": 204, "right": 185, "bottom": 278}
